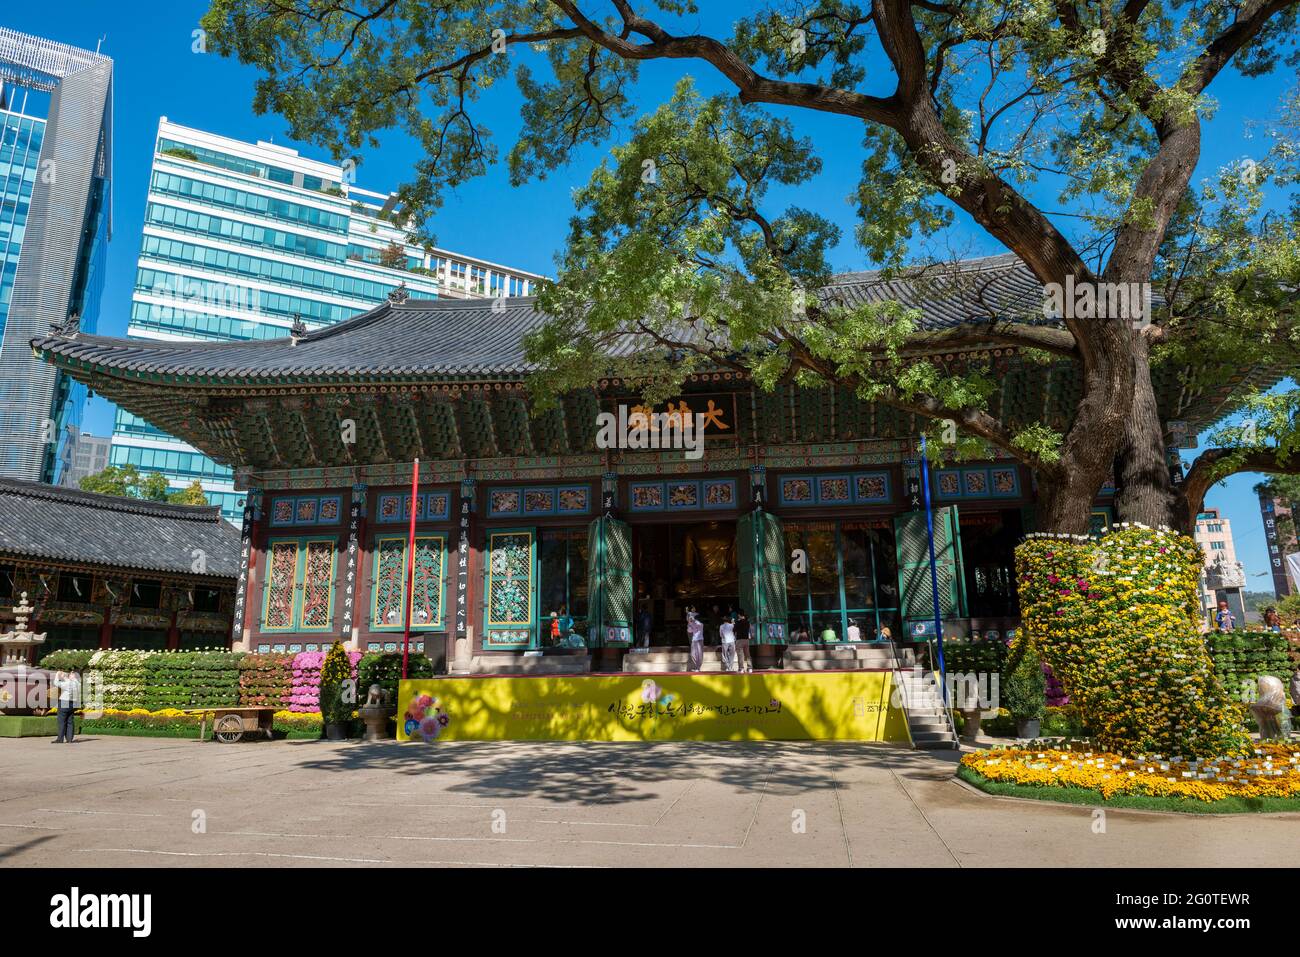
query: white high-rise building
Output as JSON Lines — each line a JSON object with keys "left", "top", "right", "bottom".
{"left": 1194, "top": 507, "right": 1247, "bottom": 628}
{"left": 112, "top": 119, "right": 545, "bottom": 517}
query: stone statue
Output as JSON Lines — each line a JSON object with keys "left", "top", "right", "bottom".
{"left": 674, "top": 522, "right": 738, "bottom": 598}
{"left": 1250, "top": 675, "right": 1292, "bottom": 740}
{"left": 364, "top": 683, "right": 385, "bottom": 707}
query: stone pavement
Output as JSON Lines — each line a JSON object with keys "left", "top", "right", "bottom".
{"left": 0, "top": 735, "right": 1295, "bottom": 867}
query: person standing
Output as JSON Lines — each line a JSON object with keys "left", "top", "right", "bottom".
{"left": 734, "top": 609, "right": 752, "bottom": 673}
{"left": 638, "top": 604, "right": 654, "bottom": 648}
{"left": 51, "top": 669, "right": 81, "bottom": 744}
{"left": 1215, "top": 600, "right": 1235, "bottom": 632}
{"left": 1290, "top": 666, "right": 1300, "bottom": 721}
{"left": 1264, "top": 607, "right": 1282, "bottom": 632}
{"left": 719, "top": 612, "right": 737, "bottom": 672}
{"left": 686, "top": 607, "right": 704, "bottom": 671}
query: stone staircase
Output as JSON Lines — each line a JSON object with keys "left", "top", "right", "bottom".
{"left": 892, "top": 663, "right": 959, "bottom": 749}
{"left": 469, "top": 652, "right": 591, "bottom": 675}
{"left": 621, "top": 647, "right": 728, "bottom": 672}
{"left": 784, "top": 642, "right": 915, "bottom": 671}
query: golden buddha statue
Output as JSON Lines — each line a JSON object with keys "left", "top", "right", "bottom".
{"left": 674, "top": 521, "right": 739, "bottom": 598}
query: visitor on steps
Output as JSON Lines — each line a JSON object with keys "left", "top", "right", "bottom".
{"left": 686, "top": 607, "right": 704, "bottom": 671}
{"left": 638, "top": 604, "right": 653, "bottom": 648}
{"left": 847, "top": 618, "right": 862, "bottom": 642}
{"left": 719, "top": 612, "right": 737, "bottom": 672}
{"left": 51, "top": 670, "right": 81, "bottom": 744}
{"left": 734, "top": 610, "right": 752, "bottom": 673}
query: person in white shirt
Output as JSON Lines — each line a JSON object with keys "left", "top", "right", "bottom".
{"left": 846, "top": 619, "right": 862, "bottom": 642}
{"left": 686, "top": 607, "right": 704, "bottom": 671}
{"left": 719, "top": 613, "right": 737, "bottom": 672}
{"left": 51, "top": 670, "right": 81, "bottom": 744}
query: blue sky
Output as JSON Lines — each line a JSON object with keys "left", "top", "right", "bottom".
{"left": 5, "top": 1, "right": 1294, "bottom": 589}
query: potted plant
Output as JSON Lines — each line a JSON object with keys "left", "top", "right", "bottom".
{"left": 318, "top": 642, "right": 353, "bottom": 741}
{"left": 1004, "top": 639, "right": 1047, "bottom": 739}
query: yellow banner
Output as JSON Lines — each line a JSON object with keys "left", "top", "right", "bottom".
{"left": 397, "top": 671, "right": 909, "bottom": 743}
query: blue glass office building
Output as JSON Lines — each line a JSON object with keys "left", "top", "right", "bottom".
{"left": 113, "top": 119, "right": 543, "bottom": 518}
{"left": 0, "top": 28, "right": 112, "bottom": 483}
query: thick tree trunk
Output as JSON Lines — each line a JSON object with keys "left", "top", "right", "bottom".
{"left": 1113, "top": 336, "right": 1179, "bottom": 528}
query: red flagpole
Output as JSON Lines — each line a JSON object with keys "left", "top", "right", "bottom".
{"left": 402, "top": 457, "right": 419, "bottom": 679}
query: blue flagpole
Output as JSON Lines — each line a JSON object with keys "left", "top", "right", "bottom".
{"left": 919, "top": 434, "right": 948, "bottom": 706}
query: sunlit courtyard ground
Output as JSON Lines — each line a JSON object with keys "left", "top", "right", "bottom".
{"left": 1, "top": 735, "right": 1295, "bottom": 867}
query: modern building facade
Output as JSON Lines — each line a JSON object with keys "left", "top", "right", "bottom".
{"left": 0, "top": 28, "right": 112, "bottom": 484}
{"left": 112, "top": 119, "right": 545, "bottom": 517}
{"left": 1194, "top": 507, "right": 1247, "bottom": 628}
{"left": 57, "top": 427, "right": 110, "bottom": 486}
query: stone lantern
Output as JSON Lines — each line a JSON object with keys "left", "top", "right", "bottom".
{"left": 0, "top": 593, "right": 49, "bottom": 715}
{"left": 0, "top": 593, "right": 46, "bottom": 667}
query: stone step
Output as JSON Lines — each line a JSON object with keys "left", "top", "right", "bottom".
{"left": 785, "top": 659, "right": 881, "bottom": 671}
{"left": 470, "top": 655, "right": 592, "bottom": 675}
{"left": 908, "top": 713, "right": 951, "bottom": 727}
{"left": 911, "top": 730, "right": 959, "bottom": 746}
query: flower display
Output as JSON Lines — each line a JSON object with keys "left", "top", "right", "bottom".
{"left": 1016, "top": 525, "right": 1248, "bottom": 758}
{"left": 238, "top": 652, "right": 295, "bottom": 708}
{"left": 403, "top": 691, "right": 451, "bottom": 743}
{"left": 963, "top": 744, "right": 1300, "bottom": 802}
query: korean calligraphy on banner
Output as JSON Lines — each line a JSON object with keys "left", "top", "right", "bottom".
{"left": 456, "top": 481, "right": 474, "bottom": 638}
{"left": 1258, "top": 492, "right": 1292, "bottom": 598}
{"left": 341, "top": 485, "right": 366, "bottom": 634}
{"left": 230, "top": 490, "right": 259, "bottom": 644}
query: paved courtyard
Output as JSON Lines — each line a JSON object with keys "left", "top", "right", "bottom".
{"left": 0, "top": 735, "right": 1295, "bottom": 867}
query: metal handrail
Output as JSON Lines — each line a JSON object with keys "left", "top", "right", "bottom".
{"left": 884, "top": 638, "right": 916, "bottom": 749}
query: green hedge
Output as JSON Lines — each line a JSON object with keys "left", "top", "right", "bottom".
{"left": 141, "top": 651, "right": 242, "bottom": 710}
{"left": 1206, "top": 629, "right": 1293, "bottom": 698}
{"left": 357, "top": 651, "right": 435, "bottom": 708}
{"left": 941, "top": 641, "right": 1007, "bottom": 677}
{"left": 39, "top": 649, "right": 97, "bottom": 672}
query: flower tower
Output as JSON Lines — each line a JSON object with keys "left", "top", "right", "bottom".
{"left": 1015, "top": 525, "right": 1248, "bottom": 758}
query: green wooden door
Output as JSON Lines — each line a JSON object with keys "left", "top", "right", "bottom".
{"left": 738, "top": 510, "right": 789, "bottom": 645}
{"left": 483, "top": 529, "right": 536, "bottom": 649}
{"left": 894, "top": 506, "right": 965, "bottom": 630}
{"left": 587, "top": 516, "right": 633, "bottom": 647}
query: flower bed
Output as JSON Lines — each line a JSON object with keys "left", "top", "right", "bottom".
{"left": 141, "top": 651, "right": 242, "bottom": 710}
{"left": 289, "top": 649, "right": 361, "bottom": 713}
{"left": 961, "top": 743, "right": 1300, "bottom": 803}
{"left": 87, "top": 650, "right": 157, "bottom": 710}
{"left": 77, "top": 707, "right": 323, "bottom": 740}
{"left": 238, "top": 652, "right": 294, "bottom": 708}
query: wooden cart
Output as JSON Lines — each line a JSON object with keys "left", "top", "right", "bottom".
{"left": 191, "top": 706, "right": 277, "bottom": 743}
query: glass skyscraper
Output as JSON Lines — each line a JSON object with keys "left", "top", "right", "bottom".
{"left": 0, "top": 28, "right": 112, "bottom": 483}
{"left": 113, "top": 119, "right": 544, "bottom": 518}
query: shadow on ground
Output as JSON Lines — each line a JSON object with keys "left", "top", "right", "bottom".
{"left": 289, "top": 740, "right": 963, "bottom": 805}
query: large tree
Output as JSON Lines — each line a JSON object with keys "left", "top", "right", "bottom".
{"left": 202, "top": 0, "right": 1300, "bottom": 533}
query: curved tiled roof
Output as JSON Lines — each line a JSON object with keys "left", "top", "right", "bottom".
{"left": 0, "top": 478, "right": 241, "bottom": 578}
{"left": 31, "top": 255, "right": 1056, "bottom": 384}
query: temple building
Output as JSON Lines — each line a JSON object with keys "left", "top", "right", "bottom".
{"left": 0, "top": 478, "right": 240, "bottom": 657}
{"left": 31, "top": 255, "right": 1277, "bottom": 673}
